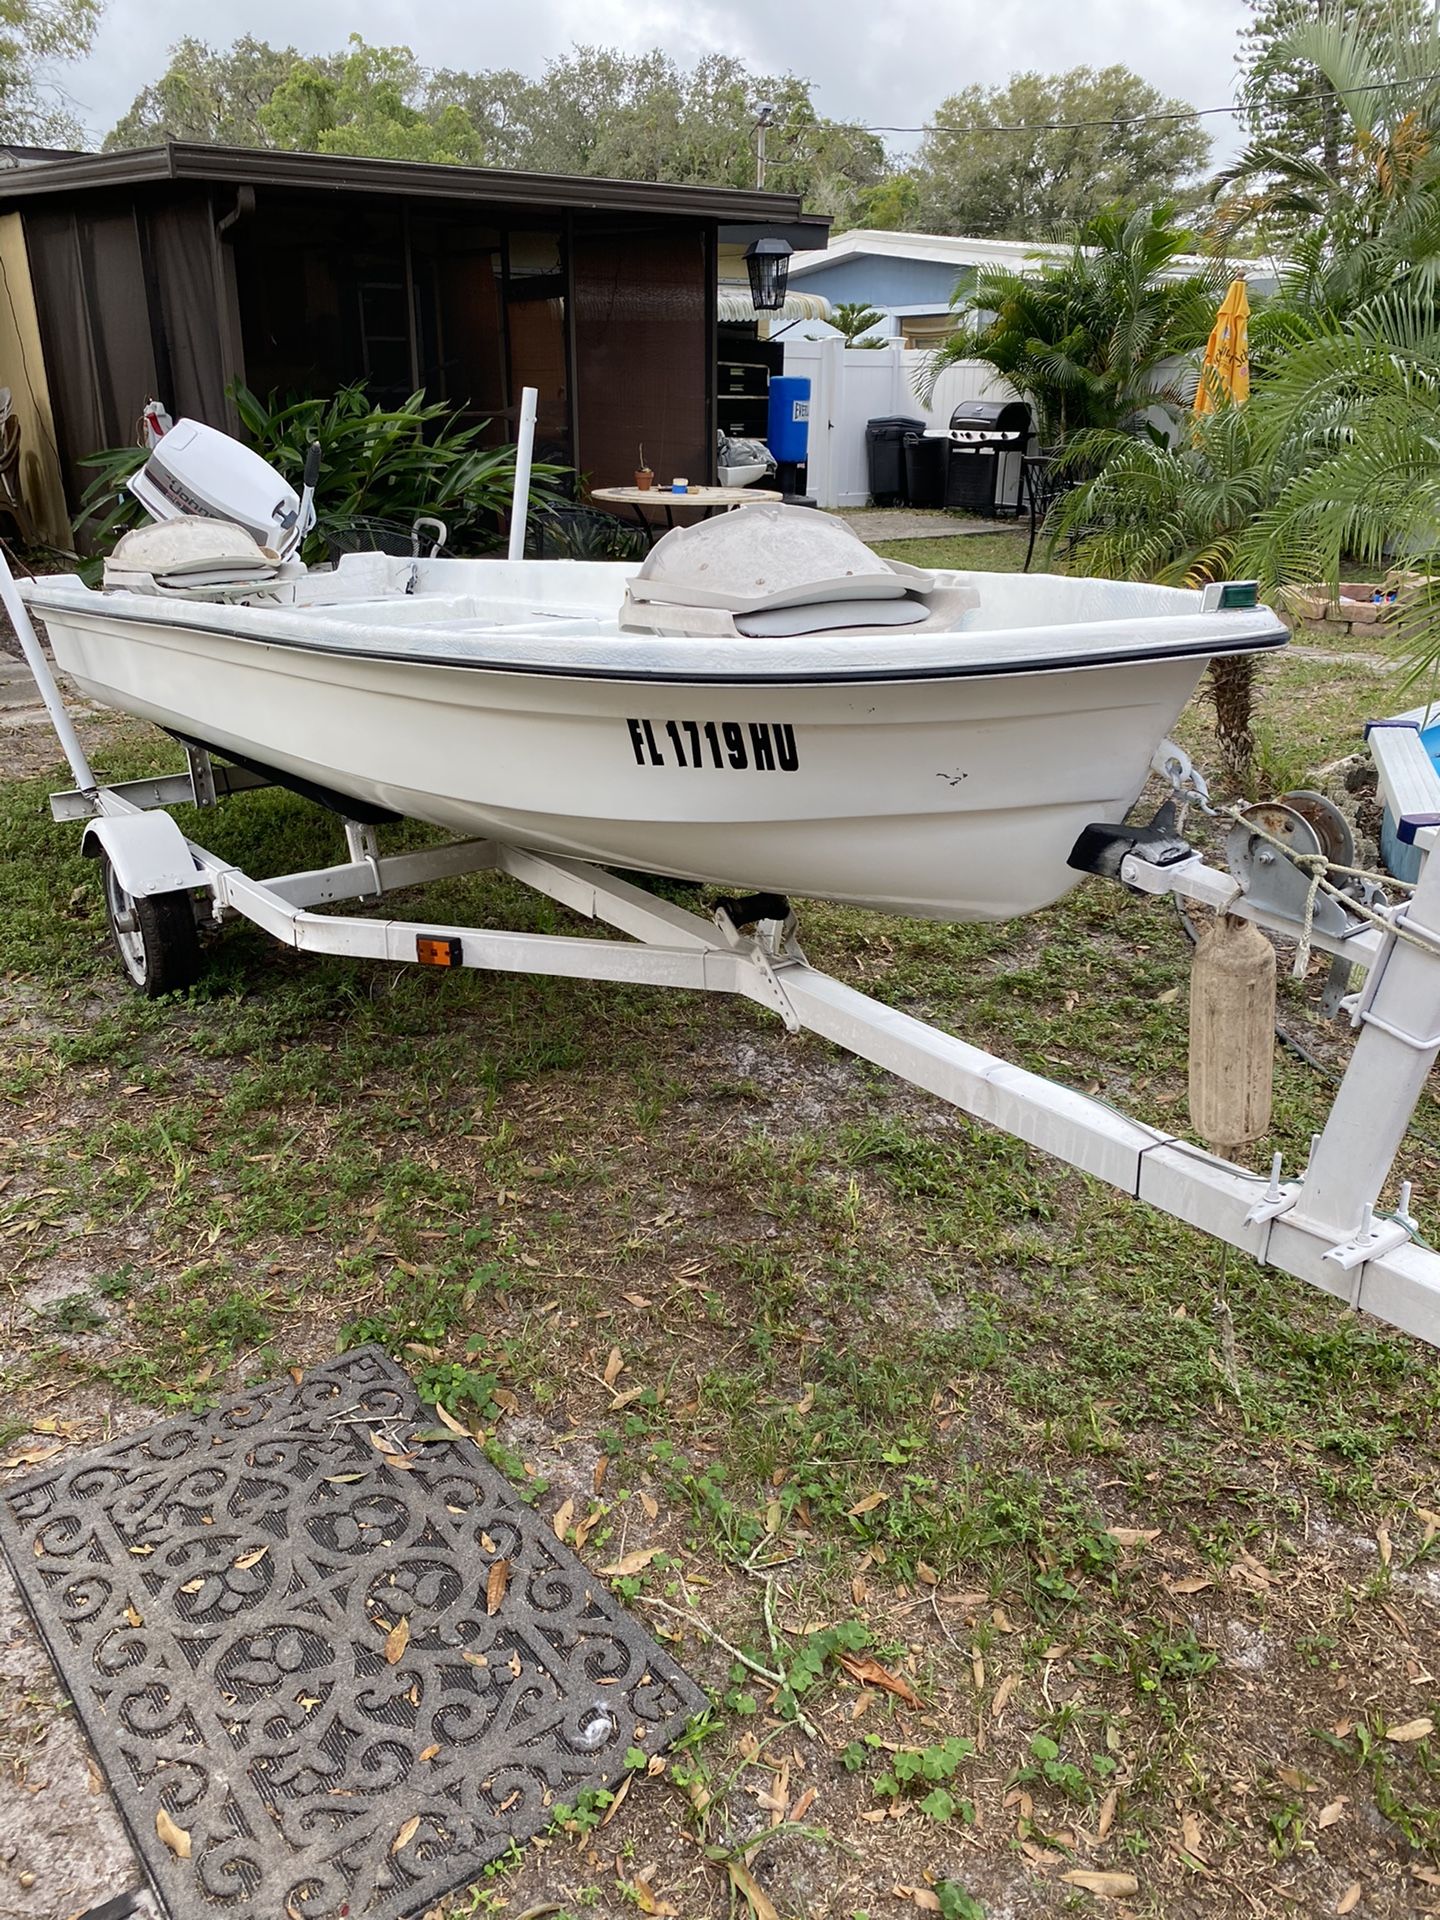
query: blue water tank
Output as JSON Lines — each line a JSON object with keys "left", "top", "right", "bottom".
{"left": 767, "top": 376, "right": 811, "bottom": 464}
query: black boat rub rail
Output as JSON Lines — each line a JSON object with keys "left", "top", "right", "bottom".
{"left": 35, "top": 601, "right": 1289, "bottom": 688}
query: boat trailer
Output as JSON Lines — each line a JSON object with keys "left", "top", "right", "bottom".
{"left": 9, "top": 558, "right": 1440, "bottom": 1353}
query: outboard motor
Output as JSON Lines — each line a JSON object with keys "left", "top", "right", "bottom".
{"left": 127, "top": 419, "right": 318, "bottom": 559}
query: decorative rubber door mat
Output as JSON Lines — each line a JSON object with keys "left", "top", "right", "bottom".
{"left": 0, "top": 1347, "right": 705, "bottom": 1920}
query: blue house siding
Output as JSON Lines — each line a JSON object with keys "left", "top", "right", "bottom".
{"left": 788, "top": 254, "right": 967, "bottom": 311}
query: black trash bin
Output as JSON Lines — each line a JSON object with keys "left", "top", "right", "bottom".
{"left": 903, "top": 432, "right": 946, "bottom": 511}
{"left": 865, "top": 415, "right": 926, "bottom": 506}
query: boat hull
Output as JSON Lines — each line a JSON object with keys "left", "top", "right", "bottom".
{"left": 42, "top": 604, "right": 1208, "bottom": 922}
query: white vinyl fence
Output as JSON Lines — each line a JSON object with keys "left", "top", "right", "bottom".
{"left": 779, "top": 338, "right": 1019, "bottom": 509}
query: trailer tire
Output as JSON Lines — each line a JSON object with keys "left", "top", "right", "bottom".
{"left": 99, "top": 853, "right": 202, "bottom": 997}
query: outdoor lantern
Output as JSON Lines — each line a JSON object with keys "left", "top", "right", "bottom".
{"left": 744, "top": 237, "right": 793, "bottom": 311}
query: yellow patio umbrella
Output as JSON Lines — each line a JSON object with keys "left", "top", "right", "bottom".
{"left": 1193, "top": 278, "right": 1250, "bottom": 416}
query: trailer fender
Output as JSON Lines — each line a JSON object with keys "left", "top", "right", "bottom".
{"left": 81, "top": 813, "right": 200, "bottom": 898}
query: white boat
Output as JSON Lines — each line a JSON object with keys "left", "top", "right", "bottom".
{"left": 11, "top": 411, "right": 1440, "bottom": 1360}
{"left": 23, "top": 505, "right": 1284, "bottom": 924}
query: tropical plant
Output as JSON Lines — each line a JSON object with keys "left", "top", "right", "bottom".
{"left": 832, "top": 302, "right": 888, "bottom": 347}
{"left": 923, "top": 204, "right": 1228, "bottom": 444}
{"left": 77, "top": 384, "right": 567, "bottom": 564}
{"left": 1216, "top": 0, "right": 1440, "bottom": 296}
{"left": 1054, "top": 284, "right": 1440, "bottom": 767}
{"left": 1050, "top": 408, "right": 1277, "bottom": 780}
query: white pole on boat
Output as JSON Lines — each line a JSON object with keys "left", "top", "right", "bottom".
{"left": 0, "top": 544, "right": 94, "bottom": 791}
{"left": 508, "top": 386, "right": 538, "bottom": 563}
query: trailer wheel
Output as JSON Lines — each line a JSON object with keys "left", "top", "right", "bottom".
{"left": 100, "top": 853, "right": 202, "bottom": 997}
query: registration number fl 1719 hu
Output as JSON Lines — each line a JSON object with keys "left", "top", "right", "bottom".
{"left": 626, "top": 718, "right": 799, "bottom": 772}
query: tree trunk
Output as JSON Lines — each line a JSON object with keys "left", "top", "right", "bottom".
{"left": 1208, "top": 654, "right": 1258, "bottom": 789}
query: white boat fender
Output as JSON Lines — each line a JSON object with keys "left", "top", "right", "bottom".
{"left": 80, "top": 812, "right": 200, "bottom": 899}
{"left": 1188, "top": 913, "right": 1276, "bottom": 1154}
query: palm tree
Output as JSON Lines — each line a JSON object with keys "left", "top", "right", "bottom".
{"left": 921, "top": 204, "right": 1227, "bottom": 443}
{"left": 831, "top": 301, "right": 888, "bottom": 347}
{"left": 1056, "top": 287, "right": 1440, "bottom": 776}
{"left": 1052, "top": 409, "right": 1279, "bottom": 783}
{"left": 1215, "top": 1, "right": 1440, "bottom": 313}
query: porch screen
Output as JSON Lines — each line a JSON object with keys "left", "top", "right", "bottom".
{"left": 571, "top": 221, "right": 710, "bottom": 488}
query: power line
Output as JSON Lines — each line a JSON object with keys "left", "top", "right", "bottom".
{"left": 779, "top": 72, "right": 1440, "bottom": 144}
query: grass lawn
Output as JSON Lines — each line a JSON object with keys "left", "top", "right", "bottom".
{"left": 0, "top": 538, "right": 1436, "bottom": 1920}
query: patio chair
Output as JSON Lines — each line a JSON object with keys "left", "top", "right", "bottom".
{"left": 1021, "top": 450, "right": 1072, "bottom": 573}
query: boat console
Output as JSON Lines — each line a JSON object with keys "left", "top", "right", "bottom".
{"left": 619, "top": 504, "right": 980, "bottom": 638}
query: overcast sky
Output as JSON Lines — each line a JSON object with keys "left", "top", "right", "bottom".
{"left": 52, "top": 0, "right": 1254, "bottom": 168}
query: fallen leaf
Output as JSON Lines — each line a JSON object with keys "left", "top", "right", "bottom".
{"left": 552, "top": 1498, "right": 575, "bottom": 1542}
{"left": 391, "top": 1815, "right": 421, "bottom": 1855}
{"left": 417, "top": 1743, "right": 440, "bottom": 1763}
{"left": 0, "top": 1444, "right": 65, "bottom": 1468}
{"left": 640, "top": 1492, "right": 659, "bottom": 1520}
{"left": 1097, "top": 1788, "right": 1118, "bottom": 1840}
{"left": 795, "top": 1387, "right": 815, "bottom": 1414}
{"left": 603, "top": 1347, "right": 624, "bottom": 1388}
{"left": 1155, "top": 985, "right": 1180, "bottom": 1004}
{"left": 156, "top": 1807, "right": 192, "bottom": 1859}
{"left": 432, "top": 1403, "right": 468, "bottom": 1436}
{"left": 916, "top": 1561, "right": 939, "bottom": 1586}
{"left": 1106, "top": 1526, "right": 1161, "bottom": 1549}
{"left": 847, "top": 1490, "right": 886, "bottom": 1517}
{"left": 384, "top": 1617, "right": 410, "bottom": 1666}
{"left": 790, "top": 1785, "right": 817, "bottom": 1822}
{"left": 894, "top": 1889, "right": 940, "bottom": 1913}
{"left": 1377, "top": 1527, "right": 1392, "bottom": 1568}
{"left": 992, "top": 1606, "right": 1016, "bottom": 1633}
{"left": 609, "top": 1385, "right": 649, "bottom": 1411}
{"left": 486, "top": 1560, "right": 510, "bottom": 1617}
{"left": 1318, "top": 1798, "right": 1348, "bottom": 1830}
{"left": 593, "top": 1455, "right": 609, "bottom": 1495}
{"left": 599, "top": 1770, "right": 632, "bottom": 1827}
{"left": 232, "top": 1547, "right": 269, "bottom": 1571}
{"left": 1180, "top": 1811, "right": 1205, "bottom": 1860}
{"left": 601, "top": 1546, "right": 663, "bottom": 1578}
{"left": 836, "top": 1650, "right": 922, "bottom": 1708}
{"left": 1418, "top": 1505, "right": 1440, "bottom": 1547}
{"left": 1167, "top": 1575, "right": 1213, "bottom": 1595}
{"left": 726, "top": 1857, "right": 779, "bottom": 1920}
{"left": 124, "top": 1602, "right": 143, "bottom": 1629}
{"left": 623, "top": 1291, "right": 651, "bottom": 1306}
{"left": 1061, "top": 1870, "right": 1139, "bottom": 1898}
{"left": 1275, "top": 1765, "right": 1310, "bottom": 1792}
{"left": 1386, "top": 1717, "right": 1434, "bottom": 1743}
{"left": 1336, "top": 1884, "right": 1361, "bottom": 1915}
{"left": 179, "top": 1578, "right": 205, "bottom": 1594}
{"left": 991, "top": 1674, "right": 1018, "bottom": 1718}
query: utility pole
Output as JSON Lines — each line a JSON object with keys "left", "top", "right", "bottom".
{"left": 754, "top": 103, "right": 775, "bottom": 189}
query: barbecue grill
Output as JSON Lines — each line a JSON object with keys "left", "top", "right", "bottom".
{"left": 938, "top": 398, "right": 1033, "bottom": 515}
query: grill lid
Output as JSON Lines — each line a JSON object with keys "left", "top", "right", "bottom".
{"left": 946, "top": 398, "right": 1033, "bottom": 439}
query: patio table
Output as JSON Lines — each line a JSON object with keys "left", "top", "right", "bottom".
{"left": 590, "top": 484, "right": 783, "bottom": 547}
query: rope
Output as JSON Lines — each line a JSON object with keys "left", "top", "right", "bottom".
{"left": 1172, "top": 781, "right": 1432, "bottom": 970}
